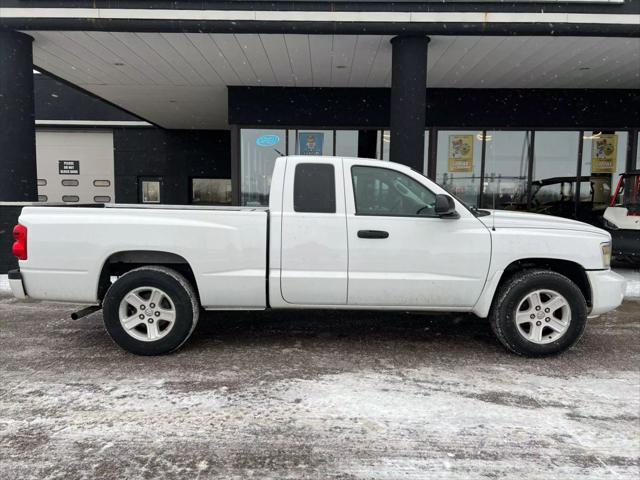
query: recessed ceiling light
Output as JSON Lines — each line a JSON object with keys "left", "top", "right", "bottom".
{"left": 583, "top": 131, "right": 602, "bottom": 140}
{"left": 51, "top": 93, "right": 59, "bottom": 98}
{"left": 477, "top": 133, "right": 493, "bottom": 141}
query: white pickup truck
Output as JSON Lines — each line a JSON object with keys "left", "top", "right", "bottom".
{"left": 9, "top": 156, "right": 625, "bottom": 357}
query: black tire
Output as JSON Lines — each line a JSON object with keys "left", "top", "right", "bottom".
{"left": 489, "top": 269, "right": 588, "bottom": 357}
{"left": 102, "top": 266, "right": 199, "bottom": 355}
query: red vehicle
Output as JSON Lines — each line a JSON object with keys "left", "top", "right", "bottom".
{"left": 603, "top": 171, "right": 640, "bottom": 265}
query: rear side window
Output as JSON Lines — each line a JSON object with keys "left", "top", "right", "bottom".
{"left": 294, "top": 163, "right": 336, "bottom": 213}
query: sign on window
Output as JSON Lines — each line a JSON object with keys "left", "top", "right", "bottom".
{"left": 447, "top": 135, "right": 474, "bottom": 173}
{"left": 298, "top": 132, "right": 324, "bottom": 155}
{"left": 591, "top": 134, "right": 618, "bottom": 174}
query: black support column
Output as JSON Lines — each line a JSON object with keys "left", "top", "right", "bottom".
{"left": 389, "top": 35, "right": 429, "bottom": 171}
{"left": 357, "top": 130, "right": 378, "bottom": 159}
{"left": 0, "top": 31, "right": 37, "bottom": 201}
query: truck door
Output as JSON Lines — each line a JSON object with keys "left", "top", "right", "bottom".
{"left": 343, "top": 160, "right": 491, "bottom": 308}
{"left": 280, "top": 158, "right": 348, "bottom": 305}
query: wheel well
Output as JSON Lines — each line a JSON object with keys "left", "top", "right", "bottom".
{"left": 97, "top": 251, "right": 199, "bottom": 302}
{"left": 498, "top": 258, "right": 592, "bottom": 309}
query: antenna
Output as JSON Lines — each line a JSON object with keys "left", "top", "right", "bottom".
{"left": 492, "top": 190, "right": 496, "bottom": 231}
{"left": 274, "top": 148, "right": 283, "bottom": 156}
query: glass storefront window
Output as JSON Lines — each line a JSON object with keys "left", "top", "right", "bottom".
{"left": 140, "top": 178, "right": 161, "bottom": 203}
{"left": 483, "top": 131, "right": 530, "bottom": 209}
{"left": 335, "top": 130, "right": 358, "bottom": 157}
{"left": 580, "top": 130, "right": 628, "bottom": 219}
{"left": 241, "top": 129, "right": 286, "bottom": 206}
{"left": 530, "top": 131, "right": 580, "bottom": 216}
{"left": 377, "top": 130, "right": 391, "bottom": 161}
{"left": 436, "top": 130, "right": 483, "bottom": 207}
{"left": 192, "top": 178, "right": 232, "bottom": 205}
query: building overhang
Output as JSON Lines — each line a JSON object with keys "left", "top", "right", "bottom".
{"left": 2, "top": 2, "right": 638, "bottom": 129}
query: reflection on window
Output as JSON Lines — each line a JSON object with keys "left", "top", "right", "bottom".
{"left": 141, "top": 180, "right": 161, "bottom": 203}
{"left": 436, "top": 130, "right": 482, "bottom": 207}
{"left": 241, "top": 129, "right": 286, "bottom": 206}
{"left": 335, "top": 130, "right": 358, "bottom": 157}
{"left": 192, "top": 178, "right": 232, "bottom": 205}
{"left": 483, "top": 131, "right": 530, "bottom": 209}
{"left": 352, "top": 166, "right": 436, "bottom": 216}
{"left": 528, "top": 131, "right": 580, "bottom": 217}
{"left": 376, "top": 130, "right": 391, "bottom": 161}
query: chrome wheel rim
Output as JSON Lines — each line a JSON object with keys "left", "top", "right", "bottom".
{"left": 515, "top": 289, "right": 571, "bottom": 344}
{"left": 118, "top": 286, "right": 176, "bottom": 342}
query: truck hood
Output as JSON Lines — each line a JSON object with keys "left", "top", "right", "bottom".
{"left": 478, "top": 210, "right": 610, "bottom": 237}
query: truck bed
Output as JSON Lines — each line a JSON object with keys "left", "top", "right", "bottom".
{"left": 17, "top": 205, "right": 269, "bottom": 309}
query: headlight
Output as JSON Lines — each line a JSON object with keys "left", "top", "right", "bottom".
{"left": 602, "top": 219, "right": 619, "bottom": 230}
{"left": 601, "top": 242, "right": 612, "bottom": 268}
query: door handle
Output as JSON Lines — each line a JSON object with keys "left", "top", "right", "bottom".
{"left": 357, "top": 230, "right": 389, "bottom": 239}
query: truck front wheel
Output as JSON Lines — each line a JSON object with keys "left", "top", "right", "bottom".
{"left": 102, "top": 266, "right": 199, "bottom": 355}
{"left": 489, "top": 270, "right": 588, "bottom": 357}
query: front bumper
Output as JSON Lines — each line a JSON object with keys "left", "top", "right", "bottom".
{"left": 8, "top": 269, "right": 27, "bottom": 299}
{"left": 587, "top": 269, "right": 626, "bottom": 317}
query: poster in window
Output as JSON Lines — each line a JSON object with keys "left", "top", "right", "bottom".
{"left": 447, "top": 135, "right": 474, "bottom": 173}
{"left": 591, "top": 134, "right": 618, "bottom": 174}
{"left": 298, "top": 132, "right": 324, "bottom": 155}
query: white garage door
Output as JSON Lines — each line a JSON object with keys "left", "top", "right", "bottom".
{"left": 36, "top": 129, "right": 115, "bottom": 204}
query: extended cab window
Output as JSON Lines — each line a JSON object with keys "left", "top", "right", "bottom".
{"left": 294, "top": 163, "right": 336, "bottom": 213}
{"left": 351, "top": 166, "right": 436, "bottom": 216}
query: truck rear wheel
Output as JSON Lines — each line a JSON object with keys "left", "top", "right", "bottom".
{"left": 489, "top": 269, "right": 588, "bottom": 357}
{"left": 102, "top": 266, "right": 199, "bottom": 355}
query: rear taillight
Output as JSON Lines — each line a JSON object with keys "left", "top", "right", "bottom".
{"left": 12, "top": 224, "right": 27, "bottom": 260}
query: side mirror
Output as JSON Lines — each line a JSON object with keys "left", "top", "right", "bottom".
{"left": 434, "top": 194, "right": 459, "bottom": 219}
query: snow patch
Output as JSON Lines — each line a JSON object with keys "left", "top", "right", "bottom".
{"left": 615, "top": 268, "right": 640, "bottom": 298}
{"left": 0, "top": 274, "right": 9, "bottom": 293}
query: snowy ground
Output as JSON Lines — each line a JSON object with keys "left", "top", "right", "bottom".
{"left": 617, "top": 268, "right": 640, "bottom": 298}
{"left": 0, "top": 292, "right": 638, "bottom": 479}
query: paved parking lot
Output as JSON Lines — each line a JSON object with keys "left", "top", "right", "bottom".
{"left": 0, "top": 292, "right": 638, "bottom": 480}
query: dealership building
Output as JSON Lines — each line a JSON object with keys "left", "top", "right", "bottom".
{"left": 0, "top": 1, "right": 639, "bottom": 271}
